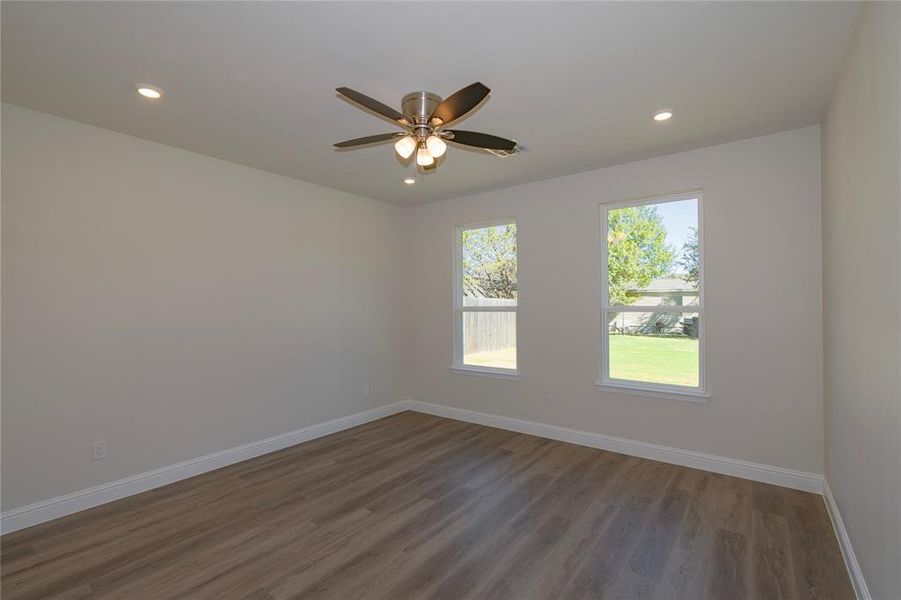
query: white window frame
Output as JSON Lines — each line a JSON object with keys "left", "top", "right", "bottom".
{"left": 598, "top": 191, "right": 708, "bottom": 402}
{"left": 451, "top": 218, "right": 519, "bottom": 379}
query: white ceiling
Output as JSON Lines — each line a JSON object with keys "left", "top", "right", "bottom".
{"left": 2, "top": 1, "right": 861, "bottom": 205}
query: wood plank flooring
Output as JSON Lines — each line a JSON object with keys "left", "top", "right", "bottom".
{"left": 1, "top": 411, "right": 853, "bottom": 599}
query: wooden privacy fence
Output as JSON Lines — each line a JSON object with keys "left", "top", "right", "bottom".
{"left": 607, "top": 312, "right": 699, "bottom": 338}
{"left": 463, "top": 297, "right": 516, "bottom": 353}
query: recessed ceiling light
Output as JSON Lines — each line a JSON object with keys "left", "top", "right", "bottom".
{"left": 135, "top": 84, "right": 164, "bottom": 99}
{"left": 403, "top": 177, "right": 416, "bottom": 185}
{"left": 653, "top": 109, "right": 673, "bottom": 122}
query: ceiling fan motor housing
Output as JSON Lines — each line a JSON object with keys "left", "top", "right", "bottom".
{"left": 402, "top": 91, "right": 442, "bottom": 134}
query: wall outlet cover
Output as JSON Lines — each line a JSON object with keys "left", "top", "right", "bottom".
{"left": 92, "top": 441, "right": 108, "bottom": 461}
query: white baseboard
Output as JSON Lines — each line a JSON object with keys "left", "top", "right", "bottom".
{"left": 0, "top": 399, "right": 826, "bottom": 537}
{"left": 0, "top": 401, "right": 408, "bottom": 535}
{"left": 823, "top": 481, "right": 871, "bottom": 600}
{"left": 406, "top": 400, "right": 824, "bottom": 494}
{"left": 3, "top": 398, "right": 855, "bottom": 593}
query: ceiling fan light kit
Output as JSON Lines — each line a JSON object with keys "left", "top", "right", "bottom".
{"left": 334, "top": 82, "right": 518, "bottom": 175}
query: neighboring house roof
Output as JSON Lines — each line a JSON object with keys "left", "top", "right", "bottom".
{"left": 629, "top": 277, "right": 698, "bottom": 294}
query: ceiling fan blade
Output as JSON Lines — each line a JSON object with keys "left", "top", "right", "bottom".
{"left": 334, "top": 132, "right": 403, "bottom": 148}
{"left": 336, "top": 87, "right": 408, "bottom": 125}
{"left": 429, "top": 82, "right": 490, "bottom": 126}
{"left": 445, "top": 130, "right": 517, "bottom": 151}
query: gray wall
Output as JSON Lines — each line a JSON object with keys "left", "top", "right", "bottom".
{"left": 822, "top": 3, "right": 901, "bottom": 598}
{"left": 402, "top": 126, "right": 825, "bottom": 475}
{"left": 1, "top": 104, "right": 405, "bottom": 510}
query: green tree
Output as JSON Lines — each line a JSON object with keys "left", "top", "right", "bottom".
{"left": 607, "top": 206, "right": 673, "bottom": 304}
{"left": 678, "top": 227, "right": 700, "bottom": 286}
{"left": 461, "top": 224, "right": 517, "bottom": 299}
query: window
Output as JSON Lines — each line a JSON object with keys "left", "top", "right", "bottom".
{"left": 600, "top": 192, "right": 705, "bottom": 397}
{"left": 453, "top": 220, "right": 517, "bottom": 376}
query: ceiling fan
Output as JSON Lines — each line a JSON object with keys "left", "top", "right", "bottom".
{"left": 333, "top": 82, "right": 518, "bottom": 172}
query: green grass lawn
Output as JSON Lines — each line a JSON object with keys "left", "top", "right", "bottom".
{"left": 464, "top": 347, "right": 518, "bottom": 370}
{"left": 609, "top": 334, "right": 698, "bottom": 387}
{"left": 464, "top": 334, "right": 698, "bottom": 387}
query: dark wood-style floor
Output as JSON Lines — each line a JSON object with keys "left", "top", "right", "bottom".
{"left": 1, "top": 411, "right": 853, "bottom": 600}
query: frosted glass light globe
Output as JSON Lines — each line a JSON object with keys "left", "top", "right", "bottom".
{"left": 416, "top": 146, "right": 435, "bottom": 167}
{"left": 394, "top": 136, "right": 417, "bottom": 159}
{"left": 426, "top": 135, "right": 447, "bottom": 158}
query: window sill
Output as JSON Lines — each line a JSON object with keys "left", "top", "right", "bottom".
{"left": 450, "top": 366, "right": 519, "bottom": 381}
{"left": 595, "top": 382, "right": 709, "bottom": 403}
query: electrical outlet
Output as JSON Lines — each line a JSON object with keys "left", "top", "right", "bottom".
{"left": 362, "top": 385, "right": 371, "bottom": 399}
{"left": 92, "top": 441, "right": 108, "bottom": 461}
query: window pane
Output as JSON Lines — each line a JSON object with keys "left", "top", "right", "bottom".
{"left": 461, "top": 223, "right": 517, "bottom": 306}
{"left": 463, "top": 311, "right": 517, "bottom": 370}
{"left": 607, "top": 198, "right": 698, "bottom": 307}
{"left": 607, "top": 311, "right": 699, "bottom": 387}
